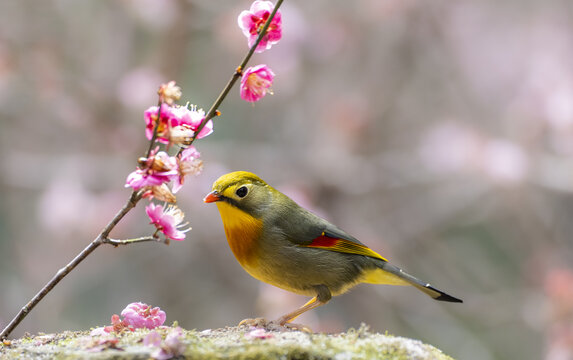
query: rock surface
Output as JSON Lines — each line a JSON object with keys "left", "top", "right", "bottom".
{"left": 0, "top": 324, "right": 456, "bottom": 360}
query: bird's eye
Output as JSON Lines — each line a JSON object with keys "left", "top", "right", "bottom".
{"left": 235, "top": 186, "right": 248, "bottom": 198}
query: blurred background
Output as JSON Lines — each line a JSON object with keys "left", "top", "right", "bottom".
{"left": 1, "top": 0, "right": 572, "bottom": 359}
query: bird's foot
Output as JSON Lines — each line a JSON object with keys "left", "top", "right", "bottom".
{"left": 277, "top": 321, "right": 313, "bottom": 333}
{"left": 238, "top": 317, "right": 313, "bottom": 333}
{"left": 238, "top": 317, "right": 268, "bottom": 328}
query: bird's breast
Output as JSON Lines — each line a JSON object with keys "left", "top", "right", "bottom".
{"left": 216, "top": 201, "right": 263, "bottom": 270}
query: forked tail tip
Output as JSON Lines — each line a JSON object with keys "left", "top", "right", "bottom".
{"left": 433, "top": 289, "right": 463, "bottom": 303}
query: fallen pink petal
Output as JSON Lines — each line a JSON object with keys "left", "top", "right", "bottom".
{"left": 86, "top": 336, "right": 121, "bottom": 353}
{"left": 158, "top": 327, "right": 186, "bottom": 359}
{"left": 247, "top": 328, "right": 273, "bottom": 339}
{"left": 91, "top": 314, "right": 134, "bottom": 335}
{"left": 89, "top": 327, "right": 107, "bottom": 336}
{"left": 143, "top": 331, "right": 162, "bottom": 347}
{"left": 145, "top": 327, "right": 186, "bottom": 360}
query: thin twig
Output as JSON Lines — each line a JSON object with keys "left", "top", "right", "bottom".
{"left": 189, "top": 0, "right": 284, "bottom": 145}
{"left": 104, "top": 236, "right": 162, "bottom": 246}
{"left": 145, "top": 100, "right": 163, "bottom": 158}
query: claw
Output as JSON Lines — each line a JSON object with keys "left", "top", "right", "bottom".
{"left": 238, "top": 317, "right": 267, "bottom": 327}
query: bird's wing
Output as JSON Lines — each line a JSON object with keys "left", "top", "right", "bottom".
{"left": 280, "top": 206, "right": 389, "bottom": 262}
{"left": 299, "top": 228, "right": 388, "bottom": 262}
{"left": 268, "top": 192, "right": 388, "bottom": 262}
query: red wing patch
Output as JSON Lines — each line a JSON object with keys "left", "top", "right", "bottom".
{"left": 301, "top": 233, "right": 388, "bottom": 262}
{"left": 306, "top": 234, "right": 338, "bottom": 247}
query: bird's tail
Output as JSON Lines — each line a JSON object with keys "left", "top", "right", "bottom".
{"left": 361, "top": 261, "right": 463, "bottom": 303}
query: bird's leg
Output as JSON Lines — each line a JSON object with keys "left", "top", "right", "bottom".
{"left": 275, "top": 297, "right": 321, "bottom": 325}
{"left": 276, "top": 285, "right": 332, "bottom": 325}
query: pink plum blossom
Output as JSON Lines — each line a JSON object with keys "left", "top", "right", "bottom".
{"left": 146, "top": 203, "right": 188, "bottom": 241}
{"left": 238, "top": 1, "right": 282, "bottom": 53}
{"left": 168, "top": 125, "right": 195, "bottom": 148}
{"left": 172, "top": 146, "right": 203, "bottom": 193}
{"left": 171, "top": 104, "right": 213, "bottom": 140}
{"left": 144, "top": 104, "right": 213, "bottom": 144}
{"left": 125, "top": 167, "right": 174, "bottom": 190}
{"left": 142, "top": 183, "right": 177, "bottom": 203}
{"left": 157, "top": 81, "right": 182, "bottom": 106}
{"left": 121, "top": 302, "right": 166, "bottom": 330}
{"left": 125, "top": 150, "right": 178, "bottom": 190}
{"left": 240, "top": 65, "right": 275, "bottom": 102}
{"left": 144, "top": 104, "right": 178, "bottom": 143}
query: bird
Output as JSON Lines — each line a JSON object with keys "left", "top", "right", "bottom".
{"left": 204, "top": 171, "right": 462, "bottom": 327}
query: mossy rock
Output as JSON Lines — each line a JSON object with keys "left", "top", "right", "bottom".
{"left": 0, "top": 324, "right": 455, "bottom": 360}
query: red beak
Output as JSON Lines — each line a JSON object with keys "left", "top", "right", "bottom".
{"left": 203, "top": 190, "right": 222, "bottom": 203}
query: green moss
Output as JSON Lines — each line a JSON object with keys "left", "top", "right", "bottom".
{"left": 0, "top": 324, "right": 455, "bottom": 360}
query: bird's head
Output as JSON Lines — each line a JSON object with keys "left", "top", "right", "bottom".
{"left": 204, "top": 171, "right": 272, "bottom": 217}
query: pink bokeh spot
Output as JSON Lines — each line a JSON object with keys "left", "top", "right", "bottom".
{"left": 121, "top": 302, "right": 166, "bottom": 330}
{"left": 240, "top": 64, "right": 275, "bottom": 102}
{"left": 238, "top": 1, "right": 282, "bottom": 53}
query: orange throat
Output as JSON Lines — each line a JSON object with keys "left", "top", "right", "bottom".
{"left": 216, "top": 202, "right": 262, "bottom": 268}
